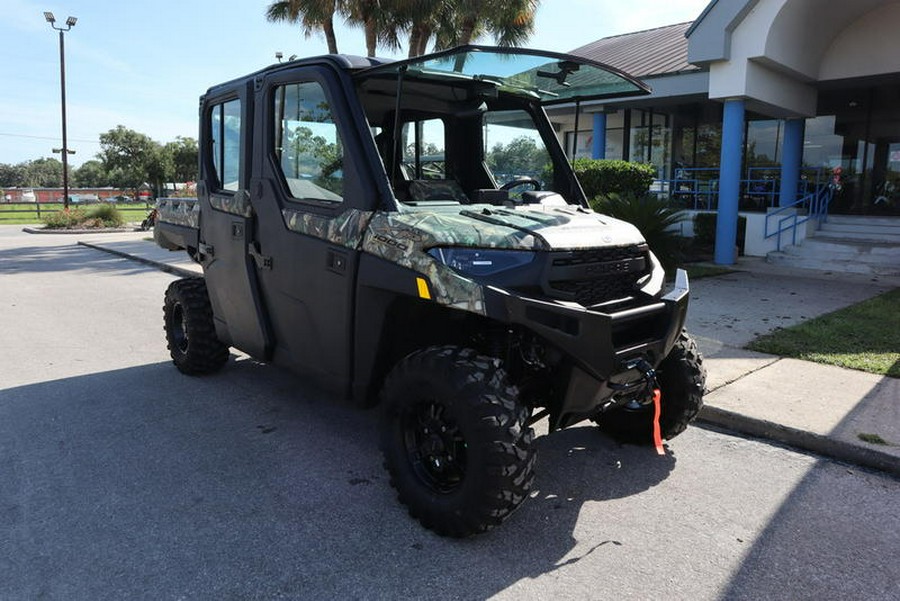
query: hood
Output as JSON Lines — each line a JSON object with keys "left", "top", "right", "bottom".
{"left": 363, "top": 204, "right": 646, "bottom": 255}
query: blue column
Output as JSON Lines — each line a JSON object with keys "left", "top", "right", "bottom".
{"left": 592, "top": 112, "right": 607, "bottom": 159}
{"left": 779, "top": 118, "right": 805, "bottom": 207}
{"left": 715, "top": 99, "right": 745, "bottom": 265}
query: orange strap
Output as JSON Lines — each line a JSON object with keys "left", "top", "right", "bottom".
{"left": 652, "top": 388, "right": 665, "bottom": 456}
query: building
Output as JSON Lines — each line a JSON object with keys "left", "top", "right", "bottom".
{"left": 552, "top": 0, "right": 900, "bottom": 272}
{"left": 2, "top": 187, "right": 148, "bottom": 203}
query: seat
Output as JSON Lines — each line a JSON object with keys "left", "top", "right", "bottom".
{"left": 408, "top": 179, "right": 469, "bottom": 203}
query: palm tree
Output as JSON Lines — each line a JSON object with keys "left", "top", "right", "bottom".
{"left": 266, "top": 0, "right": 539, "bottom": 59}
{"left": 344, "top": 0, "right": 403, "bottom": 57}
{"left": 266, "top": 0, "right": 341, "bottom": 54}
{"left": 401, "top": 0, "right": 538, "bottom": 57}
{"left": 434, "top": 0, "right": 537, "bottom": 50}
{"left": 394, "top": 0, "right": 453, "bottom": 57}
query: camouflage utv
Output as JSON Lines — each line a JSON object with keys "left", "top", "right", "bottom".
{"left": 154, "top": 45, "right": 706, "bottom": 537}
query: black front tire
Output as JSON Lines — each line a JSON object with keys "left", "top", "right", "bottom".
{"left": 594, "top": 331, "right": 706, "bottom": 444}
{"left": 379, "top": 346, "right": 536, "bottom": 538}
{"left": 163, "top": 278, "right": 229, "bottom": 375}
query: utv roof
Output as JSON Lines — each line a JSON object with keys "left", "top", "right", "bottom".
{"left": 355, "top": 45, "right": 651, "bottom": 104}
{"left": 204, "top": 46, "right": 650, "bottom": 104}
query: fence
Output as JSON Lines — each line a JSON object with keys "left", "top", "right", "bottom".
{"left": 0, "top": 199, "right": 154, "bottom": 223}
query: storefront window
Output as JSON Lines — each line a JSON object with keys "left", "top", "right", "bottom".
{"left": 629, "top": 110, "right": 670, "bottom": 177}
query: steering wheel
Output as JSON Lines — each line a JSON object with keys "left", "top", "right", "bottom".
{"left": 500, "top": 177, "right": 541, "bottom": 192}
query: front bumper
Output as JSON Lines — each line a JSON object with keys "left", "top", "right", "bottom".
{"left": 483, "top": 270, "right": 691, "bottom": 429}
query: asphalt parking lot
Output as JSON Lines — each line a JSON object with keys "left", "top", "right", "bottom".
{"left": 2, "top": 228, "right": 898, "bottom": 600}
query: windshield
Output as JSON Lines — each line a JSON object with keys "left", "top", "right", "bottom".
{"left": 356, "top": 45, "right": 649, "bottom": 105}
{"left": 484, "top": 109, "right": 551, "bottom": 188}
{"left": 355, "top": 46, "right": 649, "bottom": 208}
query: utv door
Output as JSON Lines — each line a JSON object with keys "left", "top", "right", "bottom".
{"left": 248, "top": 66, "right": 384, "bottom": 396}
{"left": 198, "top": 86, "right": 273, "bottom": 359}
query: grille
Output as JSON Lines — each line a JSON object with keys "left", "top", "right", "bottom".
{"left": 546, "top": 244, "right": 650, "bottom": 306}
{"left": 551, "top": 244, "right": 647, "bottom": 267}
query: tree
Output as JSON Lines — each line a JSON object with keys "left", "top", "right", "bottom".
{"left": 394, "top": 0, "right": 452, "bottom": 57}
{"left": 73, "top": 160, "right": 108, "bottom": 187}
{"left": 164, "top": 137, "right": 199, "bottom": 183}
{"left": 266, "top": 0, "right": 341, "bottom": 54}
{"left": 266, "top": 0, "right": 540, "bottom": 59}
{"left": 486, "top": 135, "right": 547, "bottom": 176}
{"left": 146, "top": 145, "right": 174, "bottom": 197}
{"left": 408, "top": 0, "right": 537, "bottom": 56}
{"left": 0, "top": 163, "right": 26, "bottom": 188}
{"left": 98, "top": 125, "right": 162, "bottom": 195}
{"left": 344, "top": 0, "right": 403, "bottom": 57}
{"left": 22, "top": 158, "right": 65, "bottom": 188}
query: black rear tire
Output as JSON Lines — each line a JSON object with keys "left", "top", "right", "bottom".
{"left": 379, "top": 346, "right": 535, "bottom": 537}
{"left": 594, "top": 331, "right": 706, "bottom": 444}
{"left": 163, "top": 278, "right": 229, "bottom": 375}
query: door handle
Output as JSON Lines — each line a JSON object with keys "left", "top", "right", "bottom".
{"left": 249, "top": 242, "right": 272, "bottom": 270}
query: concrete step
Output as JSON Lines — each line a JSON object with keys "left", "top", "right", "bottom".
{"left": 817, "top": 217, "right": 900, "bottom": 243}
{"left": 767, "top": 234, "right": 900, "bottom": 276}
{"left": 815, "top": 228, "right": 900, "bottom": 242}
{"left": 793, "top": 237, "right": 900, "bottom": 258}
{"left": 826, "top": 215, "right": 900, "bottom": 227}
{"left": 767, "top": 250, "right": 900, "bottom": 276}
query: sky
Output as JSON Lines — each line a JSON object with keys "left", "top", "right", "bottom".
{"left": 0, "top": 0, "right": 711, "bottom": 167}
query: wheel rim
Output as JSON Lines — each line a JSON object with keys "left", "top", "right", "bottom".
{"left": 171, "top": 303, "right": 188, "bottom": 353}
{"left": 402, "top": 401, "right": 466, "bottom": 494}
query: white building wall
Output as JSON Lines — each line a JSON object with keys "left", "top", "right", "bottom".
{"left": 820, "top": 3, "right": 900, "bottom": 81}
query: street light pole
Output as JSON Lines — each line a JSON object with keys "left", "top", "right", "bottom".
{"left": 44, "top": 12, "right": 77, "bottom": 210}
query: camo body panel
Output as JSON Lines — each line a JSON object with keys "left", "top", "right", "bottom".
{"left": 363, "top": 210, "right": 542, "bottom": 251}
{"left": 156, "top": 197, "right": 200, "bottom": 229}
{"left": 282, "top": 207, "right": 374, "bottom": 249}
{"left": 361, "top": 211, "right": 509, "bottom": 313}
{"left": 208, "top": 190, "right": 253, "bottom": 217}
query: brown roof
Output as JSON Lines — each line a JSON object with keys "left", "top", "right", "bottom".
{"left": 569, "top": 22, "right": 700, "bottom": 78}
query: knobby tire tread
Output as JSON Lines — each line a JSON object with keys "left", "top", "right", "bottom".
{"left": 163, "top": 278, "right": 229, "bottom": 375}
{"left": 379, "top": 346, "right": 535, "bottom": 538}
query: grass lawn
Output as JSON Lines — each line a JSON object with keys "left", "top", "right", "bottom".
{"left": 0, "top": 202, "right": 150, "bottom": 225}
{"left": 747, "top": 288, "right": 900, "bottom": 378}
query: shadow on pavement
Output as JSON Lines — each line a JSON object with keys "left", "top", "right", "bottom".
{"left": 1, "top": 357, "right": 676, "bottom": 599}
{"left": 0, "top": 242, "right": 160, "bottom": 276}
{"left": 718, "top": 457, "right": 899, "bottom": 600}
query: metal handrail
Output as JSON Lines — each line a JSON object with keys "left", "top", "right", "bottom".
{"left": 764, "top": 184, "right": 833, "bottom": 251}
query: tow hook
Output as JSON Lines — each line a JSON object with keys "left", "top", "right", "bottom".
{"left": 609, "top": 358, "right": 657, "bottom": 393}
{"left": 601, "top": 358, "right": 658, "bottom": 412}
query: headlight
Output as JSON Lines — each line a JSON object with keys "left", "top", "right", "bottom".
{"left": 428, "top": 247, "right": 536, "bottom": 277}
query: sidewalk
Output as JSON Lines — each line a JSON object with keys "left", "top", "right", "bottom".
{"left": 78, "top": 231, "right": 900, "bottom": 477}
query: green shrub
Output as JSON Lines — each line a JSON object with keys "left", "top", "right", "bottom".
{"left": 573, "top": 159, "right": 656, "bottom": 199}
{"left": 591, "top": 191, "right": 686, "bottom": 272}
{"left": 43, "top": 208, "right": 87, "bottom": 229}
{"left": 42, "top": 204, "right": 125, "bottom": 229}
{"left": 86, "top": 204, "right": 125, "bottom": 228}
{"left": 693, "top": 212, "right": 746, "bottom": 253}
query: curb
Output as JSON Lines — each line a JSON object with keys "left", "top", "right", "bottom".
{"left": 77, "top": 241, "right": 200, "bottom": 279}
{"left": 23, "top": 226, "right": 144, "bottom": 235}
{"left": 698, "top": 405, "right": 900, "bottom": 478}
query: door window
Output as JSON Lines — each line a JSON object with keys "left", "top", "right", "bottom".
{"left": 210, "top": 98, "right": 242, "bottom": 191}
{"left": 401, "top": 118, "right": 446, "bottom": 179}
{"left": 274, "top": 82, "right": 345, "bottom": 202}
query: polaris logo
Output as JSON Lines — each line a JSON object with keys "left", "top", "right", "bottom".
{"left": 563, "top": 257, "right": 645, "bottom": 279}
